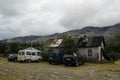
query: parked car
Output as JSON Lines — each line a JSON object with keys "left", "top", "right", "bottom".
{"left": 63, "top": 53, "right": 84, "bottom": 66}
{"left": 48, "top": 52, "right": 64, "bottom": 64}
{"left": 17, "top": 50, "right": 42, "bottom": 62}
{"left": 8, "top": 54, "right": 18, "bottom": 62}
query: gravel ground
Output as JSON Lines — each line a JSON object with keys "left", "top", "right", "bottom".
{"left": 0, "top": 60, "right": 120, "bottom": 80}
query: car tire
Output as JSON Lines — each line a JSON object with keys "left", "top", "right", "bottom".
{"left": 38, "top": 59, "right": 41, "bottom": 62}
{"left": 79, "top": 60, "right": 83, "bottom": 65}
{"left": 82, "top": 61, "right": 84, "bottom": 65}
{"left": 49, "top": 62, "right": 52, "bottom": 64}
{"left": 57, "top": 62, "right": 60, "bottom": 65}
{"left": 75, "top": 61, "right": 79, "bottom": 66}
{"left": 27, "top": 59, "right": 31, "bottom": 63}
{"left": 8, "top": 59, "right": 10, "bottom": 62}
{"left": 65, "top": 63, "right": 68, "bottom": 66}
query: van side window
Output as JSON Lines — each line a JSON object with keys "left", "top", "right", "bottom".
{"left": 22, "top": 52, "right": 25, "bottom": 55}
{"left": 26, "top": 52, "right": 31, "bottom": 55}
{"left": 32, "top": 52, "right": 36, "bottom": 56}
{"left": 18, "top": 52, "right": 21, "bottom": 55}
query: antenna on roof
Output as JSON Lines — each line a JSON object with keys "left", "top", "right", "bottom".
{"left": 83, "top": 35, "right": 88, "bottom": 42}
{"left": 78, "top": 34, "right": 87, "bottom": 38}
{"left": 31, "top": 41, "right": 33, "bottom": 48}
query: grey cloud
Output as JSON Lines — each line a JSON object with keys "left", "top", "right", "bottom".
{"left": 60, "top": 0, "right": 120, "bottom": 29}
{"left": 0, "top": 0, "right": 120, "bottom": 40}
{"left": 0, "top": 0, "right": 25, "bottom": 17}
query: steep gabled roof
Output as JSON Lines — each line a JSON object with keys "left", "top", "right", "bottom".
{"left": 49, "top": 39, "right": 63, "bottom": 47}
{"left": 78, "top": 36, "right": 105, "bottom": 48}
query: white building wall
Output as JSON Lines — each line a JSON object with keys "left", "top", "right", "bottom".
{"left": 78, "top": 47, "right": 101, "bottom": 61}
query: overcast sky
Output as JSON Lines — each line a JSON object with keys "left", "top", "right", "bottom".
{"left": 0, "top": 0, "right": 120, "bottom": 40}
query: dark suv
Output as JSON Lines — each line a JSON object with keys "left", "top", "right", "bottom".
{"left": 8, "top": 54, "right": 18, "bottom": 62}
{"left": 48, "top": 52, "right": 64, "bottom": 64}
{"left": 63, "top": 53, "right": 84, "bottom": 66}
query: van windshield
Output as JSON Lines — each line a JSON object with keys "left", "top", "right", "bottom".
{"left": 22, "top": 52, "right": 25, "bottom": 55}
{"left": 18, "top": 51, "right": 25, "bottom": 55}
{"left": 18, "top": 52, "right": 21, "bottom": 55}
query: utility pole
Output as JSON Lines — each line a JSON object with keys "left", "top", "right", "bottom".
{"left": 31, "top": 41, "right": 33, "bottom": 48}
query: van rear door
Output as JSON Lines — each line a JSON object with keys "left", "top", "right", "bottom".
{"left": 18, "top": 51, "right": 26, "bottom": 61}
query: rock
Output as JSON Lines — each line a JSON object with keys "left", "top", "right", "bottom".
{"left": 3, "top": 73, "right": 7, "bottom": 76}
{"left": 56, "top": 77, "right": 59, "bottom": 79}
{"left": 107, "top": 74, "right": 111, "bottom": 77}
{"left": 54, "top": 72, "right": 58, "bottom": 74}
{"left": 51, "top": 75, "right": 55, "bottom": 78}
{"left": 4, "top": 62, "right": 7, "bottom": 64}
{"left": 90, "top": 70, "right": 94, "bottom": 74}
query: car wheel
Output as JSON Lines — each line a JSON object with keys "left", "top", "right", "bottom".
{"left": 38, "top": 59, "right": 41, "bottom": 62}
{"left": 49, "top": 62, "right": 52, "bottom": 64}
{"left": 8, "top": 59, "right": 10, "bottom": 62}
{"left": 79, "top": 60, "right": 83, "bottom": 65}
{"left": 57, "top": 62, "right": 60, "bottom": 65}
{"left": 82, "top": 61, "right": 84, "bottom": 65}
{"left": 27, "top": 59, "right": 31, "bottom": 63}
{"left": 65, "top": 63, "right": 68, "bottom": 66}
{"left": 75, "top": 61, "right": 79, "bottom": 66}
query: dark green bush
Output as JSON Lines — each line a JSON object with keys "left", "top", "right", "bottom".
{"left": 41, "top": 52, "right": 49, "bottom": 61}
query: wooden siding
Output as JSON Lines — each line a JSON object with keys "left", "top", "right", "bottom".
{"left": 78, "top": 47, "right": 104, "bottom": 61}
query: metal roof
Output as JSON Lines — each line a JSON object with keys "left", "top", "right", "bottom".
{"left": 20, "top": 47, "right": 42, "bottom": 52}
{"left": 49, "top": 39, "right": 63, "bottom": 47}
{"left": 78, "top": 36, "right": 105, "bottom": 48}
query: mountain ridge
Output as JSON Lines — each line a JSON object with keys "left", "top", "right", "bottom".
{"left": 1, "top": 23, "right": 120, "bottom": 43}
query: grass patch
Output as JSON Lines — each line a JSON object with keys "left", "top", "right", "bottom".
{"left": 0, "top": 57, "right": 7, "bottom": 62}
{"left": 114, "top": 60, "right": 120, "bottom": 66}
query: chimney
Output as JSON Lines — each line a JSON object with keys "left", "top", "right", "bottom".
{"left": 82, "top": 35, "right": 88, "bottom": 43}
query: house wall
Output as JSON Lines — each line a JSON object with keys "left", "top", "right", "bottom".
{"left": 78, "top": 40, "right": 105, "bottom": 61}
{"left": 100, "top": 41, "right": 105, "bottom": 60}
{"left": 78, "top": 47, "right": 101, "bottom": 61}
{"left": 101, "top": 41, "right": 104, "bottom": 49}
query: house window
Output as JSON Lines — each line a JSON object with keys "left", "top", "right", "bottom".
{"left": 88, "top": 49, "right": 92, "bottom": 56}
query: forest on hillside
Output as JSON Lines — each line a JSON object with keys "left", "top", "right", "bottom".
{"left": 0, "top": 35, "right": 120, "bottom": 61}
{"left": 105, "top": 35, "right": 120, "bottom": 60}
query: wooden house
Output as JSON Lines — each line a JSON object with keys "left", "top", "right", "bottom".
{"left": 49, "top": 38, "right": 63, "bottom": 52}
{"left": 77, "top": 36, "right": 106, "bottom": 61}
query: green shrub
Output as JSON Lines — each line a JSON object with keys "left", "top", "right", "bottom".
{"left": 41, "top": 52, "right": 49, "bottom": 61}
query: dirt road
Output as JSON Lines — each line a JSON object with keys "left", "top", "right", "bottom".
{"left": 0, "top": 59, "right": 120, "bottom": 80}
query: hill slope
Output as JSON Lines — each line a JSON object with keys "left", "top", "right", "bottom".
{"left": 104, "top": 23, "right": 120, "bottom": 37}
{"left": 1, "top": 23, "right": 120, "bottom": 43}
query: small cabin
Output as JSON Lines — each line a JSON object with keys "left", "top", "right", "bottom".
{"left": 77, "top": 36, "right": 106, "bottom": 61}
{"left": 49, "top": 38, "right": 63, "bottom": 52}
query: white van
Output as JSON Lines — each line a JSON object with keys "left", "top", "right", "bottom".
{"left": 17, "top": 47, "right": 42, "bottom": 62}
